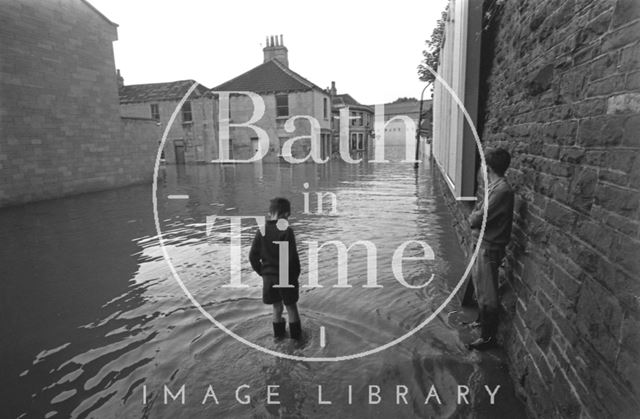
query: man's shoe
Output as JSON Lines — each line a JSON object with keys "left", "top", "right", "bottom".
{"left": 273, "top": 320, "right": 286, "bottom": 339}
{"left": 467, "top": 337, "right": 494, "bottom": 350}
{"left": 289, "top": 322, "right": 302, "bottom": 340}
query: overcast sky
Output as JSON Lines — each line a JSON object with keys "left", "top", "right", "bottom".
{"left": 90, "top": 0, "right": 447, "bottom": 105}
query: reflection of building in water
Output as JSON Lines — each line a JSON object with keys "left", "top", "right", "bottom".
{"left": 212, "top": 35, "right": 332, "bottom": 162}
{"left": 329, "top": 82, "right": 374, "bottom": 154}
{"left": 119, "top": 80, "right": 215, "bottom": 164}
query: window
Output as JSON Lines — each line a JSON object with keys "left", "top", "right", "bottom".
{"left": 150, "top": 104, "right": 160, "bottom": 121}
{"left": 432, "top": 0, "right": 481, "bottom": 199}
{"left": 323, "top": 98, "right": 328, "bottom": 119}
{"left": 351, "top": 133, "right": 357, "bottom": 150}
{"left": 276, "top": 94, "right": 289, "bottom": 117}
{"left": 357, "top": 133, "right": 364, "bottom": 150}
{"left": 359, "top": 112, "right": 363, "bottom": 126}
{"left": 351, "top": 112, "right": 356, "bottom": 126}
{"left": 182, "top": 101, "right": 192, "bottom": 123}
{"left": 321, "top": 133, "right": 331, "bottom": 159}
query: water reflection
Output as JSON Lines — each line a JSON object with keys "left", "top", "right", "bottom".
{"left": 1, "top": 148, "right": 524, "bottom": 418}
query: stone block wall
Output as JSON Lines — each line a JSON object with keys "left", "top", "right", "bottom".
{"left": 439, "top": 0, "right": 640, "bottom": 417}
{"left": 121, "top": 117, "right": 162, "bottom": 175}
{"left": 218, "top": 90, "right": 332, "bottom": 162}
{"left": 0, "top": 0, "right": 159, "bottom": 207}
{"left": 120, "top": 97, "right": 216, "bottom": 164}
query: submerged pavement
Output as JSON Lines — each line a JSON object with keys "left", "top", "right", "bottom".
{"left": 1, "top": 148, "right": 525, "bottom": 418}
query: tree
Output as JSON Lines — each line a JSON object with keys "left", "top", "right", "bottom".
{"left": 417, "top": 6, "right": 448, "bottom": 84}
{"left": 391, "top": 97, "right": 418, "bottom": 103}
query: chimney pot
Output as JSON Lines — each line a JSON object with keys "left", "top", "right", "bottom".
{"left": 263, "top": 34, "right": 289, "bottom": 67}
{"left": 116, "top": 68, "right": 124, "bottom": 89}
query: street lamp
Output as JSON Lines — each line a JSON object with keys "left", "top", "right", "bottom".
{"left": 414, "top": 81, "right": 432, "bottom": 169}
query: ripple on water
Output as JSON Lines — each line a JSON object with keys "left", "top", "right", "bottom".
{"left": 6, "top": 149, "right": 525, "bottom": 418}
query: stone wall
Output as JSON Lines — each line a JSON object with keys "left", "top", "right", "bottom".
{"left": 121, "top": 117, "right": 162, "bottom": 174}
{"left": 439, "top": 0, "right": 640, "bottom": 417}
{"left": 120, "top": 98, "right": 215, "bottom": 163}
{"left": 0, "top": 0, "right": 159, "bottom": 207}
{"left": 218, "top": 90, "right": 332, "bottom": 162}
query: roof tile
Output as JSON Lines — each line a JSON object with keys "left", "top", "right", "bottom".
{"left": 212, "top": 60, "right": 323, "bottom": 93}
{"left": 119, "top": 80, "right": 210, "bottom": 104}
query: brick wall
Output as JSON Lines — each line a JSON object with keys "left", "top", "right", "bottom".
{"left": 439, "top": 0, "right": 640, "bottom": 417}
{"left": 0, "top": 0, "right": 159, "bottom": 207}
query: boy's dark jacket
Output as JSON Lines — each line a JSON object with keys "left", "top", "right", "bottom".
{"left": 469, "top": 177, "right": 514, "bottom": 247}
{"left": 249, "top": 220, "right": 301, "bottom": 281}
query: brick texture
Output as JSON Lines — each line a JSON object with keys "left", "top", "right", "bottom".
{"left": 0, "top": 0, "right": 159, "bottom": 207}
{"left": 440, "top": 0, "right": 640, "bottom": 417}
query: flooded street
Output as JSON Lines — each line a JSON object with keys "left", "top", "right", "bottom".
{"left": 1, "top": 148, "right": 525, "bottom": 418}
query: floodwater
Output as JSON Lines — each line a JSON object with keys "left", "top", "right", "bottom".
{"left": 1, "top": 147, "right": 526, "bottom": 418}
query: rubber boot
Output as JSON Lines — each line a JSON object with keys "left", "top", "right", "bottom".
{"left": 289, "top": 322, "right": 302, "bottom": 340}
{"left": 468, "top": 308, "right": 496, "bottom": 350}
{"left": 482, "top": 309, "right": 499, "bottom": 341}
{"left": 273, "top": 320, "right": 286, "bottom": 339}
{"left": 469, "top": 309, "right": 483, "bottom": 328}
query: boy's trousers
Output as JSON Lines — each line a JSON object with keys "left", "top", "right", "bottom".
{"left": 472, "top": 245, "right": 506, "bottom": 339}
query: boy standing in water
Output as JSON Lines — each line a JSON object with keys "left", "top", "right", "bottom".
{"left": 249, "top": 198, "right": 302, "bottom": 340}
{"left": 468, "top": 148, "right": 514, "bottom": 350}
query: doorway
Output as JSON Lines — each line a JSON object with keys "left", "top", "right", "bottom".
{"left": 174, "top": 141, "right": 186, "bottom": 164}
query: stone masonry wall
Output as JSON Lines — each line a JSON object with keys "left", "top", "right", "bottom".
{"left": 218, "top": 90, "right": 332, "bottom": 162}
{"left": 120, "top": 97, "right": 215, "bottom": 164}
{"left": 121, "top": 117, "right": 162, "bottom": 175}
{"left": 439, "top": 0, "right": 640, "bottom": 417}
{"left": 0, "top": 0, "right": 158, "bottom": 207}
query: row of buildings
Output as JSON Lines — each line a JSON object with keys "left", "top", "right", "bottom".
{"left": 119, "top": 37, "right": 431, "bottom": 164}
{"left": 0, "top": 0, "right": 429, "bottom": 207}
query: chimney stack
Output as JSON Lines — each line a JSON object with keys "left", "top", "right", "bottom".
{"left": 330, "top": 81, "right": 337, "bottom": 96}
{"left": 263, "top": 34, "right": 289, "bottom": 67}
{"left": 116, "top": 69, "right": 124, "bottom": 89}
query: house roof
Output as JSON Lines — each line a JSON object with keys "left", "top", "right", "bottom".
{"left": 81, "top": 0, "right": 118, "bottom": 27}
{"left": 333, "top": 93, "right": 373, "bottom": 113}
{"left": 212, "top": 59, "right": 324, "bottom": 94}
{"left": 119, "top": 80, "right": 210, "bottom": 104}
{"left": 334, "top": 94, "right": 360, "bottom": 107}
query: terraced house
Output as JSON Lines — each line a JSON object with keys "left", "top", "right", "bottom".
{"left": 329, "top": 82, "right": 375, "bottom": 154}
{"left": 212, "top": 35, "right": 332, "bottom": 162}
{"left": 119, "top": 80, "right": 215, "bottom": 164}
